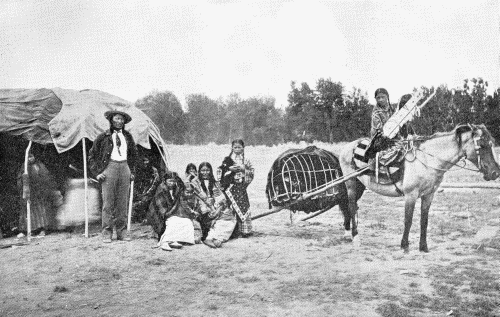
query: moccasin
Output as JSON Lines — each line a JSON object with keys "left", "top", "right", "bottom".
{"left": 203, "top": 239, "right": 217, "bottom": 248}
{"left": 169, "top": 242, "right": 183, "bottom": 249}
{"left": 160, "top": 244, "right": 172, "bottom": 251}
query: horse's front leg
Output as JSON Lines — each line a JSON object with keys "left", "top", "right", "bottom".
{"left": 419, "top": 193, "right": 435, "bottom": 252}
{"left": 401, "top": 192, "right": 418, "bottom": 253}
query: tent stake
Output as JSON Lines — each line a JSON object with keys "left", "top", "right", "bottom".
{"left": 24, "top": 140, "right": 32, "bottom": 242}
{"left": 82, "top": 139, "right": 89, "bottom": 238}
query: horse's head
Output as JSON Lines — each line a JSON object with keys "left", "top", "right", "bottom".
{"left": 457, "top": 124, "right": 500, "bottom": 181}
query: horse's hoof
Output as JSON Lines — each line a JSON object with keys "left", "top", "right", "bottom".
{"left": 343, "top": 230, "right": 352, "bottom": 241}
{"left": 403, "top": 248, "right": 410, "bottom": 254}
{"left": 353, "top": 236, "right": 361, "bottom": 248}
{"left": 419, "top": 247, "right": 429, "bottom": 253}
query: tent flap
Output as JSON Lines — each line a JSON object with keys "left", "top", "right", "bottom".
{"left": 0, "top": 88, "right": 63, "bottom": 144}
{"left": 48, "top": 88, "right": 156, "bottom": 153}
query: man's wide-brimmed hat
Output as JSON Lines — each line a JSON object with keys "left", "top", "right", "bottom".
{"left": 104, "top": 109, "right": 132, "bottom": 124}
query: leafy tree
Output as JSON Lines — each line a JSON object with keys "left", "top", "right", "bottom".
{"left": 411, "top": 86, "right": 453, "bottom": 135}
{"left": 285, "top": 79, "right": 371, "bottom": 142}
{"left": 403, "top": 79, "right": 498, "bottom": 139}
{"left": 285, "top": 81, "right": 320, "bottom": 142}
{"left": 340, "top": 87, "right": 371, "bottom": 140}
{"left": 132, "top": 77, "right": 498, "bottom": 146}
{"left": 135, "top": 90, "right": 187, "bottom": 144}
{"left": 485, "top": 88, "right": 500, "bottom": 142}
{"left": 314, "top": 78, "right": 344, "bottom": 142}
{"left": 223, "top": 93, "right": 245, "bottom": 143}
{"left": 244, "top": 96, "right": 284, "bottom": 146}
{"left": 219, "top": 94, "right": 284, "bottom": 146}
{"left": 185, "top": 94, "right": 220, "bottom": 144}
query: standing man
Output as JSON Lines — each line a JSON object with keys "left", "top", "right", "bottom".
{"left": 89, "top": 110, "right": 138, "bottom": 243}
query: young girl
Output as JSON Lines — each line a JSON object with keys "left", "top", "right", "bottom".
{"left": 185, "top": 163, "right": 197, "bottom": 182}
{"left": 196, "top": 162, "right": 217, "bottom": 240}
{"left": 218, "top": 139, "right": 254, "bottom": 238}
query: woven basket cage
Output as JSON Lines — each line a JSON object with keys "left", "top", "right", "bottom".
{"left": 266, "top": 148, "right": 342, "bottom": 212}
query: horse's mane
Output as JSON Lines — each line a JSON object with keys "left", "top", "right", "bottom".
{"left": 412, "top": 124, "right": 493, "bottom": 148}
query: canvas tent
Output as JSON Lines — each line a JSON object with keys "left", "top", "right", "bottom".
{"left": 0, "top": 88, "right": 168, "bottom": 237}
{"left": 0, "top": 87, "right": 167, "bottom": 156}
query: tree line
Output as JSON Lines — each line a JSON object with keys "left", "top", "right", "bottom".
{"left": 135, "top": 77, "right": 500, "bottom": 146}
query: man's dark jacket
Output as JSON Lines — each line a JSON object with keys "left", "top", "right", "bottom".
{"left": 88, "top": 129, "right": 138, "bottom": 178}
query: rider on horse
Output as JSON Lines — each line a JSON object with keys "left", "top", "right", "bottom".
{"left": 366, "top": 88, "right": 397, "bottom": 164}
{"left": 365, "top": 88, "right": 414, "bottom": 169}
{"left": 370, "top": 88, "right": 394, "bottom": 138}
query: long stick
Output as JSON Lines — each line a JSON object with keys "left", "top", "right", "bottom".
{"left": 299, "top": 206, "right": 331, "bottom": 221}
{"left": 251, "top": 207, "right": 286, "bottom": 220}
{"left": 82, "top": 139, "right": 89, "bottom": 238}
{"left": 127, "top": 180, "right": 134, "bottom": 232}
{"left": 24, "top": 141, "right": 32, "bottom": 242}
{"left": 252, "top": 166, "right": 369, "bottom": 220}
{"left": 440, "top": 182, "right": 500, "bottom": 189}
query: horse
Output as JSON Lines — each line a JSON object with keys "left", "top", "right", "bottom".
{"left": 339, "top": 124, "right": 500, "bottom": 253}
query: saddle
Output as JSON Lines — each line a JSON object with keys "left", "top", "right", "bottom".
{"left": 353, "top": 138, "right": 406, "bottom": 184}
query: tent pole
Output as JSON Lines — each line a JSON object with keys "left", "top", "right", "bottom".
{"left": 24, "top": 141, "right": 32, "bottom": 242}
{"left": 82, "top": 139, "right": 89, "bottom": 238}
{"left": 127, "top": 180, "right": 134, "bottom": 233}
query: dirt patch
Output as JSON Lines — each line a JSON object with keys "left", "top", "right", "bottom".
{"left": 2, "top": 144, "right": 500, "bottom": 316}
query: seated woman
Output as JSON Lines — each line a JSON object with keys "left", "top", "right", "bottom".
{"left": 147, "top": 171, "right": 184, "bottom": 241}
{"left": 194, "top": 162, "right": 218, "bottom": 240}
{"left": 157, "top": 183, "right": 201, "bottom": 251}
{"left": 202, "top": 186, "right": 237, "bottom": 248}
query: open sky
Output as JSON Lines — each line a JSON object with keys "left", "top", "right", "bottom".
{"left": 1, "top": 0, "right": 498, "bottom": 108}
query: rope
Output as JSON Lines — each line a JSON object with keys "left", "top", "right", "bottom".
{"left": 398, "top": 134, "right": 481, "bottom": 173}
{"left": 385, "top": 166, "right": 404, "bottom": 196}
{"left": 414, "top": 148, "right": 480, "bottom": 173}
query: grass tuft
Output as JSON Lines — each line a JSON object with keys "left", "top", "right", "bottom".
{"left": 53, "top": 285, "right": 69, "bottom": 293}
{"left": 376, "top": 302, "right": 413, "bottom": 317}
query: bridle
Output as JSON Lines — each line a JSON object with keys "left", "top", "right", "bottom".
{"left": 471, "top": 133, "right": 494, "bottom": 172}
{"left": 468, "top": 125, "right": 496, "bottom": 174}
{"left": 410, "top": 125, "right": 494, "bottom": 174}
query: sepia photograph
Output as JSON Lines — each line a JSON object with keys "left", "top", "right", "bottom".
{"left": 1, "top": 1, "right": 499, "bottom": 316}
